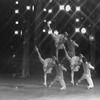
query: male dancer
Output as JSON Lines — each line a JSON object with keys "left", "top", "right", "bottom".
{"left": 67, "top": 34, "right": 79, "bottom": 57}
{"left": 35, "top": 46, "right": 56, "bottom": 87}
{"left": 49, "top": 59, "right": 67, "bottom": 91}
{"left": 47, "top": 22, "right": 68, "bottom": 60}
{"left": 76, "top": 56, "right": 94, "bottom": 89}
{"left": 63, "top": 46, "right": 83, "bottom": 85}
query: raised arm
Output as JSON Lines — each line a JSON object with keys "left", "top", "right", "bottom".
{"left": 88, "top": 63, "right": 95, "bottom": 70}
{"left": 72, "top": 40, "right": 79, "bottom": 47}
{"left": 35, "top": 46, "right": 44, "bottom": 64}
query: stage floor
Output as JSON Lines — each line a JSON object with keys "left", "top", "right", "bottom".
{"left": 0, "top": 74, "right": 99, "bottom": 100}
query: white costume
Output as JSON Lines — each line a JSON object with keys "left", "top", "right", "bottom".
{"left": 49, "top": 62, "right": 67, "bottom": 91}
{"left": 76, "top": 61, "right": 94, "bottom": 89}
{"left": 63, "top": 47, "right": 82, "bottom": 85}
{"left": 35, "top": 46, "right": 55, "bottom": 87}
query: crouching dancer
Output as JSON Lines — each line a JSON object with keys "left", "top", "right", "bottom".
{"left": 49, "top": 59, "right": 67, "bottom": 91}
{"left": 76, "top": 56, "right": 94, "bottom": 89}
{"left": 35, "top": 46, "right": 56, "bottom": 87}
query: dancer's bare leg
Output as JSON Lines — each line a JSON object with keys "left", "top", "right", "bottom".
{"left": 71, "top": 70, "right": 74, "bottom": 85}
{"left": 44, "top": 73, "right": 47, "bottom": 87}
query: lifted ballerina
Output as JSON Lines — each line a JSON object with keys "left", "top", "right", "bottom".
{"left": 47, "top": 22, "right": 68, "bottom": 60}
{"left": 35, "top": 46, "right": 56, "bottom": 87}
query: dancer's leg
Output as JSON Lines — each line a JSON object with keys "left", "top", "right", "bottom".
{"left": 71, "top": 70, "right": 74, "bottom": 85}
{"left": 44, "top": 73, "right": 47, "bottom": 87}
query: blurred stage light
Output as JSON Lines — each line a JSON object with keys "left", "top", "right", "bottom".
{"left": 76, "top": 6, "right": 81, "bottom": 11}
{"left": 48, "top": 30, "right": 52, "bottom": 34}
{"left": 32, "top": 5, "right": 34, "bottom": 11}
{"left": 44, "top": 20, "right": 47, "bottom": 22}
{"left": 15, "top": 21, "right": 19, "bottom": 24}
{"left": 15, "top": 9, "right": 19, "bottom": 14}
{"left": 89, "top": 34, "right": 95, "bottom": 41}
{"left": 20, "top": 30, "right": 23, "bottom": 36}
{"left": 49, "top": 0, "right": 52, "bottom": 3}
{"left": 43, "top": 29, "right": 46, "bottom": 32}
{"left": 48, "top": 9, "right": 52, "bottom": 13}
{"left": 48, "top": 21, "right": 52, "bottom": 24}
{"left": 81, "top": 27, "right": 86, "bottom": 34}
{"left": 65, "top": 5, "right": 71, "bottom": 12}
{"left": 14, "top": 30, "right": 19, "bottom": 35}
{"left": 75, "top": 28, "right": 80, "bottom": 33}
{"left": 26, "top": 6, "right": 31, "bottom": 10}
{"left": 12, "top": 54, "right": 16, "bottom": 58}
{"left": 59, "top": 5, "right": 64, "bottom": 11}
{"left": 76, "top": 18, "right": 80, "bottom": 22}
{"left": 43, "top": 8, "right": 47, "bottom": 12}
{"left": 54, "top": 30, "right": 59, "bottom": 35}
{"left": 15, "top": 1, "right": 19, "bottom": 4}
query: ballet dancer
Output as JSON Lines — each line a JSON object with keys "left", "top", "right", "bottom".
{"left": 63, "top": 46, "right": 83, "bottom": 85}
{"left": 76, "top": 56, "right": 94, "bottom": 89}
{"left": 67, "top": 34, "right": 79, "bottom": 57}
{"left": 35, "top": 46, "right": 56, "bottom": 87}
{"left": 49, "top": 59, "right": 67, "bottom": 91}
{"left": 47, "top": 22, "right": 68, "bottom": 60}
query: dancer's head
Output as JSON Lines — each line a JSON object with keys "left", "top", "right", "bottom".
{"left": 82, "top": 56, "right": 87, "bottom": 63}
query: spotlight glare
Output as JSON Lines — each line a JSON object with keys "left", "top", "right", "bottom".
{"left": 43, "top": 29, "right": 46, "bottom": 32}
{"left": 54, "top": 30, "right": 59, "bottom": 35}
{"left": 75, "top": 28, "right": 80, "bottom": 33}
{"left": 15, "top": 9, "right": 19, "bottom": 14}
{"left": 81, "top": 27, "right": 86, "bottom": 34}
{"left": 44, "top": 20, "right": 47, "bottom": 22}
{"left": 76, "top": 18, "right": 80, "bottom": 22}
{"left": 26, "top": 6, "right": 31, "bottom": 10}
{"left": 32, "top": 5, "right": 34, "bottom": 11}
{"left": 48, "top": 9, "right": 52, "bottom": 13}
{"left": 14, "top": 30, "right": 19, "bottom": 35}
{"left": 48, "top": 30, "right": 52, "bottom": 34}
{"left": 48, "top": 21, "right": 52, "bottom": 24}
{"left": 89, "top": 35, "right": 95, "bottom": 41}
{"left": 76, "top": 6, "right": 81, "bottom": 11}
{"left": 59, "top": 5, "right": 64, "bottom": 11}
{"left": 15, "top": 21, "right": 19, "bottom": 24}
{"left": 49, "top": 0, "right": 52, "bottom": 3}
{"left": 43, "top": 8, "right": 47, "bottom": 12}
{"left": 65, "top": 5, "right": 71, "bottom": 12}
{"left": 15, "top": 1, "right": 19, "bottom": 4}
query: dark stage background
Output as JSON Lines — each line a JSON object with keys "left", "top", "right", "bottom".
{"left": 0, "top": 0, "right": 100, "bottom": 77}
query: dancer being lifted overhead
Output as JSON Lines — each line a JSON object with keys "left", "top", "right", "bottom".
{"left": 47, "top": 22, "right": 68, "bottom": 60}
{"left": 67, "top": 34, "right": 79, "bottom": 57}
{"left": 63, "top": 46, "right": 83, "bottom": 85}
{"left": 35, "top": 46, "right": 56, "bottom": 87}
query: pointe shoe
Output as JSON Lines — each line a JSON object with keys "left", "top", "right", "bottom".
{"left": 71, "top": 81, "right": 74, "bottom": 85}
{"left": 60, "top": 87, "right": 66, "bottom": 91}
{"left": 87, "top": 85, "right": 94, "bottom": 89}
{"left": 43, "top": 83, "right": 47, "bottom": 87}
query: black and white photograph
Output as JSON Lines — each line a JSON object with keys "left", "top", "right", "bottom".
{"left": 0, "top": 0, "right": 100, "bottom": 100}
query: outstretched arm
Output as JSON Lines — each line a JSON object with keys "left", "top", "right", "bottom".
{"left": 35, "top": 46, "right": 44, "bottom": 64}
{"left": 88, "top": 63, "right": 95, "bottom": 70}
{"left": 72, "top": 41, "right": 79, "bottom": 47}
